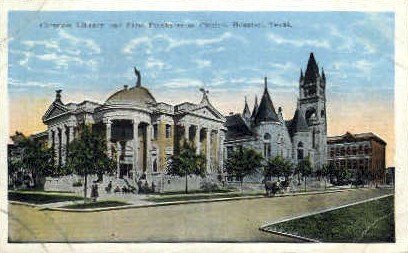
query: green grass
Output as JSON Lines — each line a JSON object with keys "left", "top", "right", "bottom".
{"left": 265, "top": 195, "right": 394, "bottom": 243}
{"left": 146, "top": 191, "right": 264, "bottom": 203}
{"left": 61, "top": 201, "right": 129, "bottom": 209}
{"left": 8, "top": 191, "right": 83, "bottom": 204}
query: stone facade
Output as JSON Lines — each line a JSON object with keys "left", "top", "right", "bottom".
{"left": 42, "top": 69, "right": 226, "bottom": 185}
{"left": 224, "top": 53, "right": 328, "bottom": 172}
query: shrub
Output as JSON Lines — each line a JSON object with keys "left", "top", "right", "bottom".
{"left": 200, "top": 181, "right": 219, "bottom": 192}
{"left": 72, "top": 180, "right": 83, "bottom": 187}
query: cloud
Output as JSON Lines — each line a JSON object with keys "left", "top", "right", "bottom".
{"left": 267, "top": 33, "right": 330, "bottom": 49}
{"left": 353, "top": 60, "right": 374, "bottom": 75}
{"left": 161, "top": 78, "right": 204, "bottom": 88}
{"left": 145, "top": 57, "right": 167, "bottom": 70}
{"left": 123, "top": 32, "right": 246, "bottom": 55}
{"left": 15, "top": 30, "right": 101, "bottom": 72}
{"left": 194, "top": 59, "right": 211, "bottom": 68}
{"left": 8, "top": 77, "right": 60, "bottom": 88}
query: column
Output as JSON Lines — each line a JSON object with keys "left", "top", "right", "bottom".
{"left": 206, "top": 129, "right": 211, "bottom": 173}
{"left": 219, "top": 130, "right": 225, "bottom": 176}
{"left": 48, "top": 129, "right": 53, "bottom": 148}
{"left": 61, "top": 126, "right": 66, "bottom": 165}
{"left": 56, "top": 127, "right": 61, "bottom": 166}
{"left": 184, "top": 124, "right": 189, "bottom": 142}
{"left": 106, "top": 120, "right": 112, "bottom": 158}
{"left": 69, "top": 126, "right": 74, "bottom": 143}
{"left": 146, "top": 124, "right": 153, "bottom": 175}
{"left": 133, "top": 121, "right": 139, "bottom": 179}
{"left": 116, "top": 142, "right": 121, "bottom": 178}
{"left": 195, "top": 126, "right": 201, "bottom": 154}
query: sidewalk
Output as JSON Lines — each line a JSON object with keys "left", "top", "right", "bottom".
{"left": 40, "top": 187, "right": 379, "bottom": 212}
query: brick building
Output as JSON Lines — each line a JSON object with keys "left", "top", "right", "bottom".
{"left": 327, "top": 132, "right": 386, "bottom": 184}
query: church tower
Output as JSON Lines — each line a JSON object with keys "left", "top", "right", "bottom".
{"left": 298, "top": 52, "right": 327, "bottom": 170}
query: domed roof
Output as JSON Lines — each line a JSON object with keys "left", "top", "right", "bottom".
{"left": 105, "top": 86, "right": 156, "bottom": 105}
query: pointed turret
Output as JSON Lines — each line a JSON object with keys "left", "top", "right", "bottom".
{"left": 253, "top": 77, "right": 280, "bottom": 125}
{"left": 304, "top": 52, "right": 320, "bottom": 84}
{"left": 251, "top": 95, "right": 258, "bottom": 119}
{"left": 242, "top": 96, "right": 251, "bottom": 120}
{"left": 299, "top": 68, "right": 304, "bottom": 82}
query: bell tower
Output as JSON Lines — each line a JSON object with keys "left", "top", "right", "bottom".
{"left": 298, "top": 52, "right": 327, "bottom": 170}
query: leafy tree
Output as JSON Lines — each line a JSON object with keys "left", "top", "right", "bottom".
{"left": 264, "top": 155, "right": 293, "bottom": 182}
{"left": 296, "top": 156, "right": 313, "bottom": 191}
{"left": 9, "top": 131, "right": 54, "bottom": 189}
{"left": 225, "top": 147, "right": 263, "bottom": 190}
{"left": 167, "top": 141, "right": 206, "bottom": 194}
{"left": 321, "top": 164, "right": 330, "bottom": 190}
{"left": 66, "top": 126, "right": 115, "bottom": 202}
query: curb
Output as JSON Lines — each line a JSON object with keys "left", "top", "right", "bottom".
{"left": 8, "top": 201, "right": 40, "bottom": 208}
{"left": 259, "top": 227, "right": 320, "bottom": 243}
{"left": 37, "top": 187, "right": 372, "bottom": 212}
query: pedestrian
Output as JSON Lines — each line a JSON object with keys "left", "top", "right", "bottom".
{"left": 90, "top": 181, "right": 99, "bottom": 202}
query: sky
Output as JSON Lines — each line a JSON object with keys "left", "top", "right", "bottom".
{"left": 8, "top": 11, "right": 394, "bottom": 166}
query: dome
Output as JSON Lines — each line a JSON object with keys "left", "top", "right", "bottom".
{"left": 105, "top": 86, "right": 156, "bottom": 105}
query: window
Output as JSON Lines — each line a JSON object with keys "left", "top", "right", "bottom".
{"left": 264, "top": 143, "right": 271, "bottom": 158}
{"left": 165, "top": 124, "right": 172, "bottom": 138}
{"left": 264, "top": 133, "right": 271, "bottom": 140}
{"left": 153, "top": 159, "right": 158, "bottom": 172}
{"left": 153, "top": 124, "right": 158, "bottom": 140}
{"left": 297, "top": 142, "right": 304, "bottom": 160}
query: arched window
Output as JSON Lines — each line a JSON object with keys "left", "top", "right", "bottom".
{"left": 153, "top": 159, "right": 158, "bottom": 172}
{"left": 165, "top": 124, "right": 172, "bottom": 138}
{"left": 264, "top": 133, "right": 271, "bottom": 140}
{"left": 297, "top": 142, "right": 304, "bottom": 160}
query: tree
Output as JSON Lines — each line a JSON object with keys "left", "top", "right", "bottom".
{"left": 66, "top": 126, "right": 115, "bottom": 202}
{"left": 9, "top": 131, "right": 54, "bottom": 189}
{"left": 321, "top": 164, "right": 330, "bottom": 190}
{"left": 225, "top": 147, "right": 263, "bottom": 190}
{"left": 296, "top": 156, "right": 313, "bottom": 192}
{"left": 167, "top": 141, "right": 206, "bottom": 194}
{"left": 264, "top": 155, "right": 293, "bottom": 182}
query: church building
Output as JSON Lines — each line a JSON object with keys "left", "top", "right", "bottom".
{"left": 42, "top": 68, "right": 226, "bottom": 184}
{"left": 224, "top": 53, "right": 328, "bottom": 172}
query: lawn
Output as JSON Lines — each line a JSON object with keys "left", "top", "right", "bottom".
{"left": 264, "top": 195, "right": 394, "bottom": 242}
{"left": 8, "top": 191, "right": 83, "bottom": 204}
{"left": 146, "top": 191, "right": 264, "bottom": 203}
{"left": 61, "top": 201, "right": 130, "bottom": 209}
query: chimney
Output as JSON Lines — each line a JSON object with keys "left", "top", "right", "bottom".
{"left": 55, "top": 89, "right": 62, "bottom": 103}
{"left": 229, "top": 112, "right": 234, "bottom": 116}
{"left": 124, "top": 85, "right": 128, "bottom": 90}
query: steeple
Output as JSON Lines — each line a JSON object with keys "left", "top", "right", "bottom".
{"left": 242, "top": 96, "right": 251, "bottom": 119}
{"left": 251, "top": 95, "right": 258, "bottom": 119}
{"left": 304, "top": 52, "right": 320, "bottom": 84}
{"left": 300, "top": 68, "right": 304, "bottom": 82}
{"left": 253, "top": 76, "right": 280, "bottom": 125}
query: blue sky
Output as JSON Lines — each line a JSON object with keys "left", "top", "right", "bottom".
{"left": 8, "top": 11, "right": 394, "bottom": 100}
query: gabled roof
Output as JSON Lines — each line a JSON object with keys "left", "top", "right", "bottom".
{"left": 225, "top": 114, "right": 254, "bottom": 141}
{"left": 253, "top": 77, "right": 280, "bottom": 125}
{"left": 304, "top": 52, "right": 320, "bottom": 84}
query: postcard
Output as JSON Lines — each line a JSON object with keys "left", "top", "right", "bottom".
{"left": 1, "top": 1, "right": 407, "bottom": 252}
